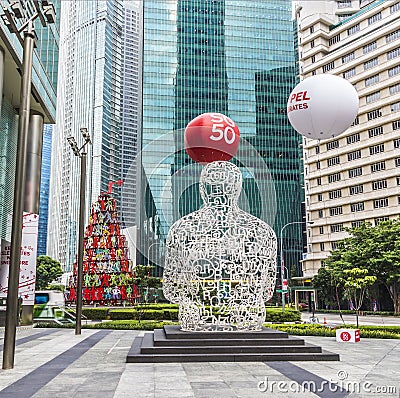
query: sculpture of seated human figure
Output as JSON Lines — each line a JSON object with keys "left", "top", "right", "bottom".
{"left": 163, "top": 161, "right": 277, "bottom": 331}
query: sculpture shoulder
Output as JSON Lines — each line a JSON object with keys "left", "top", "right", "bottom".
{"left": 236, "top": 210, "right": 276, "bottom": 239}
{"left": 167, "top": 211, "right": 201, "bottom": 239}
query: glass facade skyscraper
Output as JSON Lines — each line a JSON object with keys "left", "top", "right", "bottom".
{"left": 38, "top": 125, "right": 53, "bottom": 256}
{"left": 48, "top": 1, "right": 140, "bottom": 271}
{"left": 139, "top": 0, "right": 304, "bottom": 276}
{"left": 0, "top": 0, "right": 60, "bottom": 245}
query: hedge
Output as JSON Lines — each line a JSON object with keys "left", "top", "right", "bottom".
{"left": 269, "top": 323, "right": 400, "bottom": 339}
{"left": 80, "top": 306, "right": 300, "bottom": 323}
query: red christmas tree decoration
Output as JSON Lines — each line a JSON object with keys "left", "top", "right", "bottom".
{"left": 68, "top": 190, "right": 137, "bottom": 305}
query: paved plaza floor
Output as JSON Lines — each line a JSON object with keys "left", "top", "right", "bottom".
{"left": 0, "top": 327, "right": 399, "bottom": 398}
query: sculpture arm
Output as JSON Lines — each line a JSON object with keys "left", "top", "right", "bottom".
{"left": 162, "top": 225, "right": 185, "bottom": 303}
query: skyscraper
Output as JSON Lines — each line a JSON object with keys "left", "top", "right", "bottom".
{"left": 48, "top": 1, "right": 140, "bottom": 271}
{"left": 0, "top": 0, "right": 60, "bottom": 249}
{"left": 139, "top": 0, "right": 304, "bottom": 276}
{"left": 296, "top": 0, "right": 400, "bottom": 276}
{"left": 38, "top": 125, "right": 53, "bottom": 256}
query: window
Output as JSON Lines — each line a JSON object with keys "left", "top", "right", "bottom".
{"left": 323, "top": 61, "right": 335, "bottom": 73}
{"left": 349, "top": 185, "right": 363, "bottom": 195}
{"left": 310, "top": 40, "right": 315, "bottom": 48}
{"left": 332, "top": 241, "right": 339, "bottom": 251}
{"left": 386, "top": 29, "right": 400, "bottom": 43}
{"left": 331, "top": 224, "right": 343, "bottom": 233}
{"left": 317, "top": 177, "right": 322, "bottom": 185}
{"left": 339, "top": 13, "right": 353, "bottom": 22}
{"left": 329, "top": 34, "right": 340, "bottom": 46}
{"left": 343, "top": 68, "right": 356, "bottom": 79}
{"left": 374, "top": 198, "right": 389, "bottom": 208}
{"left": 363, "top": 41, "right": 377, "bottom": 54}
{"left": 347, "top": 133, "right": 360, "bottom": 144}
{"left": 388, "top": 48, "right": 400, "bottom": 60}
{"left": 320, "top": 242, "right": 325, "bottom": 251}
{"left": 391, "top": 102, "right": 400, "bottom": 112}
{"left": 367, "top": 109, "right": 382, "bottom": 120}
{"left": 394, "top": 138, "right": 400, "bottom": 148}
{"left": 364, "top": 58, "right": 378, "bottom": 70}
{"left": 349, "top": 167, "right": 362, "bottom": 178}
{"left": 326, "top": 140, "right": 339, "bottom": 150}
{"left": 375, "top": 217, "right": 389, "bottom": 227}
{"left": 391, "top": 3, "right": 400, "bottom": 13}
{"left": 318, "top": 209, "right": 324, "bottom": 218}
{"left": 329, "top": 189, "right": 342, "bottom": 199}
{"left": 310, "top": 26, "right": 314, "bottom": 34}
{"left": 395, "top": 158, "right": 400, "bottom": 167}
{"left": 393, "top": 120, "right": 400, "bottom": 130}
{"left": 318, "top": 193, "right": 323, "bottom": 201}
{"left": 351, "top": 202, "right": 364, "bottom": 212}
{"left": 365, "top": 74, "right": 380, "bottom": 87}
{"left": 330, "top": 207, "right": 343, "bottom": 216}
{"left": 316, "top": 160, "right": 321, "bottom": 169}
{"left": 372, "top": 180, "right": 387, "bottom": 190}
{"left": 342, "top": 52, "right": 354, "bottom": 64}
{"left": 369, "top": 143, "right": 384, "bottom": 155}
{"left": 328, "top": 173, "right": 341, "bottom": 183}
{"left": 366, "top": 92, "right": 380, "bottom": 103}
{"left": 397, "top": 176, "right": 400, "bottom": 185}
{"left": 368, "top": 126, "right": 383, "bottom": 138}
{"left": 371, "top": 161, "right": 385, "bottom": 173}
{"left": 348, "top": 150, "right": 361, "bottom": 161}
{"left": 390, "top": 83, "right": 400, "bottom": 95}
{"left": 319, "top": 226, "right": 324, "bottom": 234}
{"left": 337, "top": 0, "right": 351, "bottom": 8}
{"left": 316, "top": 145, "right": 320, "bottom": 154}
{"left": 368, "top": 12, "right": 381, "bottom": 25}
{"left": 347, "top": 24, "right": 360, "bottom": 36}
{"left": 327, "top": 156, "right": 340, "bottom": 166}
{"left": 311, "top": 55, "right": 316, "bottom": 63}
{"left": 351, "top": 116, "right": 359, "bottom": 126}
{"left": 352, "top": 220, "right": 364, "bottom": 228}
{"left": 388, "top": 65, "right": 400, "bottom": 77}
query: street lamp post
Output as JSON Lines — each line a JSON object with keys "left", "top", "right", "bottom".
{"left": 1, "top": 0, "right": 56, "bottom": 370}
{"left": 67, "top": 128, "right": 91, "bottom": 335}
{"left": 279, "top": 221, "right": 310, "bottom": 311}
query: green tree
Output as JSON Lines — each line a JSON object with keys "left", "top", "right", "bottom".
{"left": 340, "top": 268, "right": 376, "bottom": 327}
{"left": 36, "top": 255, "right": 63, "bottom": 290}
{"left": 317, "top": 220, "right": 400, "bottom": 314}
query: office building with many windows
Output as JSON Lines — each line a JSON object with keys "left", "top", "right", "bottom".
{"left": 38, "top": 125, "right": 53, "bottom": 256}
{"left": 0, "top": 0, "right": 60, "bottom": 249}
{"left": 48, "top": 1, "right": 140, "bottom": 271}
{"left": 138, "top": 0, "right": 304, "bottom": 277}
{"left": 296, "top": 0, "right": 400, "bottom": 276}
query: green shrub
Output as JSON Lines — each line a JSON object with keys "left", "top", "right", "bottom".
{"left": 265, "top": 308, "right": 301, "bottom": 323}
{"left": 108, "top": 308, "right": 179, "bottom": 321}
{"left": 268, "top": 323, "right": 400, "bottom": 339}
{"left": 87, "top": 320, "right": 178, "bottom": 330}
{"left": 82, "top": 308, "right": 110, "bottom": 320}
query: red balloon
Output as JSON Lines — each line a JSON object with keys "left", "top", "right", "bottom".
{"left": 184, "top": 112, "right": 240, "bottom": 164}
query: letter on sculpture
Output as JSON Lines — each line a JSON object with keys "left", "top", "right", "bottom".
{"left": 163, "top": 161, "right": 277, "bottom": 331}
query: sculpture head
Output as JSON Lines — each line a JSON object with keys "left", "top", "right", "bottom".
{"left": 199, "top": 161, "right": 242, "bottom": 207}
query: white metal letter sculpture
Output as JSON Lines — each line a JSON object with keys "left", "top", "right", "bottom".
{"left": 163, "top": 161, "right": 277, "bottom": 331}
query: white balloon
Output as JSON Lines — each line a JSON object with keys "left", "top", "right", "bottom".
{"left": 287, "top": 74, "right": 359, "bottom": 140}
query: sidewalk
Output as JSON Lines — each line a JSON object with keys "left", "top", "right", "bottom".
{"left": 301, "top": 311, "right": 400, "bottom": 326}
{"left": 0, "top": 327, "right": 399, "bottom": 397}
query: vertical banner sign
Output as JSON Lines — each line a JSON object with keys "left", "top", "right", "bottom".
{"left": 0, "top": 212, "right": 38, "bottom": 305}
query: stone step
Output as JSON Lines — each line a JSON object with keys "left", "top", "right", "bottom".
{"left": 153, "top": 328, "right": 305, "bottom": 346}
{"left": 141, "top": 332, "right": 322, "bottom": 355}
{"left": 126, "top": 325, "right": 340, "bottom": 363}
{"left": 163, "top": 325, "right": 289, "bottom": 340}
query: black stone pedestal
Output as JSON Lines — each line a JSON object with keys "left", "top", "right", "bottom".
{"left": 126, "top": 325, "right": 339, "bottom": 363}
